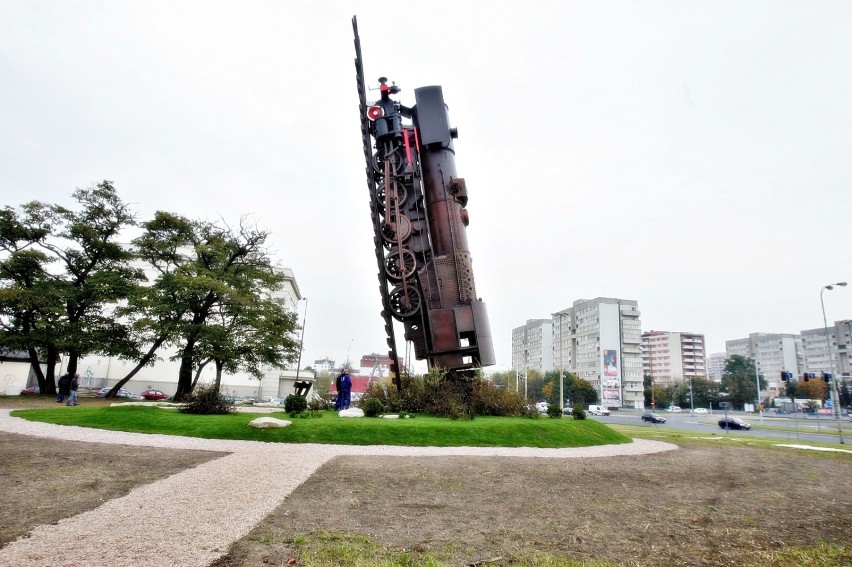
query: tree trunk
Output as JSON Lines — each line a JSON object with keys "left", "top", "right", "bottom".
{"left": 26, "top": 347, "right": 48, "bottom": 392}
{"left": 191, "top": 358, "right": 211, "bottom": 391}
{"left": 65, "top": 348, "right": 80, "bottom": 379}
{"left": 214, "top": 359, "right": 224, "bottom": 391}
{"left": 175, "top": 339, "right": 196, "bottom": 401}
{"left": 112, "top": 336, "right": 167, "bottom": 391}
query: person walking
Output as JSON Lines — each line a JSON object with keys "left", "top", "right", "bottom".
{"left": 66, "top": 373, "right": 80, "bottom": 406}
{"left": 57, "top": 372, "right": 71, "bottom": 403}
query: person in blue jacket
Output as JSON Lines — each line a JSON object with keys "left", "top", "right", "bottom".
{"left": 338, "top": 369, "right": 352, "bottom": 410}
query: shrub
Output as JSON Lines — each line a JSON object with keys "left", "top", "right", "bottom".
{"left": 546, "top": 403, "right": 563, "bottom": 418}
{"left": 284, "top": 394, "right": 308, "bottom": 416}
{"left": 362, "top": 397, "right": 385, "bottom": 417}
{"left": 572, "top": 405, "right": 587, "bottom": 420}
{"left": 359, "top": 370, "right": 535, "bottom": 418}
{"left": 473, "top": 381, "right": 528, "bottom": 416}
{"left": 179, "top": 384, "right": 234, "bottom": 415}
{"left": 308, "top": 398, "right": 329, "bottom": 411}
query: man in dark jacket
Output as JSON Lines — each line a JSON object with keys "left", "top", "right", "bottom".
{"left": 57, "top": 372, "right": 71, "bottom": 403}
{"left": 334, "top": 370, "right": 344, "bottom": 410}
{"left": 339, "top": 370, "right": 352, "bottom": 410}
{"left": 66, "top": 373, "right": 80, "bottom": 406}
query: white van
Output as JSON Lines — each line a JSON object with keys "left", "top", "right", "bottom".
{"left": 587, "top": 405, "right": 611, "bottom": 416}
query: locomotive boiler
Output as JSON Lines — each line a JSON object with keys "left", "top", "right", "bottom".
{"left": 352, "top": 17, "right": 495, "bottom": 387}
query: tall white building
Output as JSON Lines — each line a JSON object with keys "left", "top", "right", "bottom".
{"left": 642, "top": 331, "right": 706, "bottom": 386}
{"left": 725, "top": 333, "right": 802, "bottom": 401}
{"left": 801, "top": 320, "right": 852, "bottom": 379}
{"left": 511, "top": 319, "right": 553, "bottom": 375}
{"left": 707, "top": 353, "right": 726, "bottom": 382}
{"left": 552, "top": 298, "right": 643, "bottom": 409}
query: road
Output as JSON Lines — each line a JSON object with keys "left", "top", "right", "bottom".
{"left": 591, "top": 410, "right": 851, "bottom": 445}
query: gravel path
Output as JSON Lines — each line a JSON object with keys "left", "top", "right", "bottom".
{"left": 0, "top": 409, "right": 677, "bottom": 567}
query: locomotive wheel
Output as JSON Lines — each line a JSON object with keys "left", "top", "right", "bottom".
{"left": 388, "top": 284, "right": 421, "bottom": 319}
{"left": 384, "top": 247, "right": 417, "bottom": 281}
{"left": 377, "top": 183, "right": 407, "bottom": 214}
{"left": 381, "top": 214, "right": 411, "bottom": 246}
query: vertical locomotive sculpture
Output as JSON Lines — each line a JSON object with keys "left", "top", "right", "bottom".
{"left": 352, "top": 17, "right": 495, "bottom": 388}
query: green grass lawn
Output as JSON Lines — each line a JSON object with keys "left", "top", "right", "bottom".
{"left": 10, "top": 406, "right": 631, "bottom": 448}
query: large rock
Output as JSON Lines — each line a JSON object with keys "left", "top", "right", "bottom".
{"left": 339, "top": 408, "right": 364, "bottom": 418}
{"left": 248, "top": 417, "right": 292, "bottom": 429}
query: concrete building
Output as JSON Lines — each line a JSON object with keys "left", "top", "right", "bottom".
{"left": 552, "top": 298, "right": 643, "bottom": 409}
{"left": 642, "top": 331, "right": 706, "bottom": 386}
{"left": 801, "top": 320, "right": 852, "bottom": 379}
{"left": 707, "top": 353, "right": 726, "bottom": 382}
{"left": 725, "top": 333, "right": 802, "bottom": 401}
{"left": 511, "top": 319, "right": 553, "bottom": 376}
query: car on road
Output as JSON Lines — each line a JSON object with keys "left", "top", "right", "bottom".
{"left": 20, "top": 385, "right": 41, "bottom": 395}
{"left": 692, "top": 408, "right": 709, "bottom": 415}
{"left": 587, "top": 405, "right": 611, "bottom": 416}
{"left": 96, "top": 387, "right": 140, "bottom": 399}
{"left": 641, "top": 412, "right": 666, "bottom": 423}
{"left": 718, "top": 416, "right": 751, "bottom": 430}
{"left": 141, "top": 389, "right": 170, "bottom": 400}
{"left": 666, "top": 406, "right": 682, "bottom": 413}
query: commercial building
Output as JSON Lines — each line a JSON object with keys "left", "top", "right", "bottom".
{"left": 552, "top": 298, "right": 643, "bottom": 409}
{"left": 642, "top": 331, "right": 706, "bottom": 386}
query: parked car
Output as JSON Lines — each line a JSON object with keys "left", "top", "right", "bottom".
{"left": 96, "top": 387, "right": 140, "bottom": 399}
{"left": 719, "top": 416, "right": 751, "bottom": 430}
{"left": 692, "top": 408, "right": 709, "bottom": 415}
{"left": 535, "top": 401, "right": 549, "bottom": 413}
{"left": 666, "top": 406, "right": 682, "bottom": 413}
{"left": 141, "top": 389, "right": 170, "bottom": 400}
{"left": 641, "top": 412, "right": 666, "bottom": 423}
{"left": 20, "top": 385, "right": 41, "bottom": 395}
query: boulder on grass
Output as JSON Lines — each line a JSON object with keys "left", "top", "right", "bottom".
{"left": 248, "top": 417, "right": 292, "bottom": 429}
{"left": 339, "top": 408, "right": 364, "bottom": 418}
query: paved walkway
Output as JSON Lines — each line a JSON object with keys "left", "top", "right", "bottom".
{"left": 0, "top": 409, "right": 677, "bottom": 566}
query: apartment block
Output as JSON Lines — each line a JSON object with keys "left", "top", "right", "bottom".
{"left": 707, "top": 353, "right": 726, "bottom": 382}
{"left": 642, "top": 331, "right": 706, "bottom": 386}
{"left": 511, "top": 319, "right": 553, "bottom": 375}
{"left": 725, "top": 333, "right": 802, "bottom": 400}
{"left": 801, "top": 320, "right": 852, "bottom": 379}
{"left": 552, "top": 298, "right": 643, "bottom": 409}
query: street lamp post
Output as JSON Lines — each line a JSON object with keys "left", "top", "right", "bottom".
{"left": 345, "top": 338, "right": 354, "bottom": 368}
{"left": 821, "top": 282, "right": 847, "bottom": 444}
{"left": 295, "top": 298, "right": 308, "bottom": 381}
{"left": 754, "top": 357, "right": 763, "bottom": 423}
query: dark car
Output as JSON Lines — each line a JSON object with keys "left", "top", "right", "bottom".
{"left": 141, "top": 389, "right": 170, "bottom": 400}
{"left": 641, "top": 412, "right": 666, "bottom": 423}
{"left": 20, "top": 385, "right": 41, "bottom": 395}
{"left": 719, "top": 416, "right": 751, "bottom": 430}
{"left": 96, "top": 387, "right": 140, "bottom": 399}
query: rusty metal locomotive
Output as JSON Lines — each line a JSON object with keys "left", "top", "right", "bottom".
{"left": 352, "top": 17, "right": 495, "bottom": 387}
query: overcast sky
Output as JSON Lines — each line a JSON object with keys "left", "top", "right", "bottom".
{"left": 2, "top": 1, "right": 851, "bottom": 374}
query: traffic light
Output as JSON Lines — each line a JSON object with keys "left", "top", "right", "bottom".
{"left": 823, "top": 373, "right": 833, "bottom": 383}
{"left": 803, "top": 372, "right": 815, "bottom": 382}
{"left": 780, "top": 371, "right": 787, "bottom": 382}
